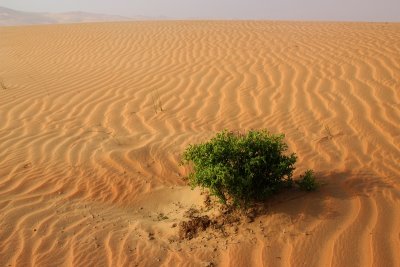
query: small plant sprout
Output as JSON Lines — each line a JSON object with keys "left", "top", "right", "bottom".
{"left": 0, "top": 79, "right": 7, "bottom": 90}
{"left": 324, "top": 125, "right": 334, "bottom": 139}
{"left": 296, "top": 169, "right": 318, "bottom": 191}
{"left": 151, "top": 89, "right": 164, "bottom": 114}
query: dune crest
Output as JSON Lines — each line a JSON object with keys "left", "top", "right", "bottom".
{"left": 0, "top": 21, "right": 399, "bottom": 266}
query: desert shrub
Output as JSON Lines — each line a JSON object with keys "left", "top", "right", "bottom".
{"left": 181, "top": 129, "right": 297, "bottom": 206}
{"left": 296, "top": 169, "right": 318, "bottom": 191}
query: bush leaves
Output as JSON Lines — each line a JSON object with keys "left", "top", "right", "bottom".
{"left": 181, "top": 129, "right": 298, "bottom": 206}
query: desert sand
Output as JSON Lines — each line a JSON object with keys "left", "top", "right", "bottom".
{"left": 0, "top": 21, "right": 399, "bottom": 266}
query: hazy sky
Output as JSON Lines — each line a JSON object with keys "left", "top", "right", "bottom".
{"left": 1, "top": 0, "right": 399, "bottom": 22}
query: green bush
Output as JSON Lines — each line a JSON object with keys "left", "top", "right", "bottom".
{"left": 181, "top": 129, "right": 297, "bottom": 206}
{"left": 296, "top": 169, "right": 318, "bottom": 191}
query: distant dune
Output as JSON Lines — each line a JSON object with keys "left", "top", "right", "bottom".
{"left": 0, "top": 6, "right": 132, "bottom": 26}
{"left": 0, "top": 21, "right": 399, "bottom": 266}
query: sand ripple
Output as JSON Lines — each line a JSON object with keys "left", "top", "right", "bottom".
{"left": 0, "top": 21, "right": 399, "bottom": 266}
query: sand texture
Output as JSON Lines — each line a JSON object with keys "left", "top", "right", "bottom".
{"left": 0, "top": 21, "right": 400, "bottom": 266}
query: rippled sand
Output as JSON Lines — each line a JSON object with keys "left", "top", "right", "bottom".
{"left": 0, "top": 21, "right": 399, "bottom": 266}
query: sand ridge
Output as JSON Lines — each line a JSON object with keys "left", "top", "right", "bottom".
{"left": 0, "top": 21, "right": 399, "bottom": 266}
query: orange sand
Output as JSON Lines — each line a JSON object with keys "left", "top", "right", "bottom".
{"left": 0, "top": 21, "right": 399, "bottom": 266}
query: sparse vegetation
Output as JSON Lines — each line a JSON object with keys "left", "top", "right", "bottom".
{"left": 178, "top": 130, "right": 319, "bottom": 239}
{"left": 151, "top": 89, "right": 164, "bottom": 114}
{"left": 181, "top": 129, "right": 318, "bottom": 208}
{"left": 296, "top": 169, "right": 318, "bottom": 191}
{"left": 181, "top": 129, "right": 301, "bottom": 207}
{"left": 324, "top": 125, "right": 334, "bottom": 139}
{"left": 0, "top": 79, "right": 7, "bottom": 90}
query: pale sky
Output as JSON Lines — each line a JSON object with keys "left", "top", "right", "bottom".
{"left": 1, "top": 0, "right": 399, "bottom": 22}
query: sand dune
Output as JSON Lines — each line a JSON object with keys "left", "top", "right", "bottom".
{"left": 0, "top": 21, "right": 399, "bottom": 266}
